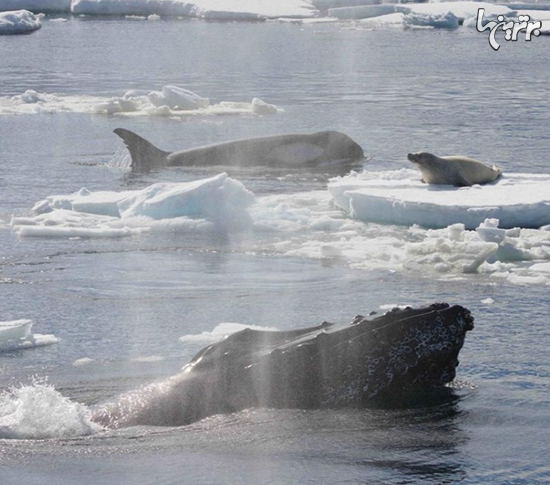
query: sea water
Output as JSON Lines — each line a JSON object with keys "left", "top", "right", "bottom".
{"left": 1, "top": 16, "right": 549, "bottom": 484}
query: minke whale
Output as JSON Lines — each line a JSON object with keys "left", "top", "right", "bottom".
{"left": 92, "top": 303, "right": 473, "bottom": 428}
{"left": 114, "top": 128, "right": 365, "bottom": 172}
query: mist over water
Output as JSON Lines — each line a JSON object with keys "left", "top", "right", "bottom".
{"left": 1, "top": 14, "right": 550, "bottom": 485}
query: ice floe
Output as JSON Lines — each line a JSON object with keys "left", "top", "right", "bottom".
{"left": 0, "top": 9, "right": 41, "bottom": 34}
{"left": 9, "top": 173, "right": 550, "bottom": 285}
{"left": 0, "top": 85, "right": 280, "bottom": 118}
{"left": 12, "top": 173, "right": 256, "bottom": 238}
{"left": 0, "top": 320, "right": 60, "bottom": 351}
{"left": 328, "top": 169, "right": 550, "bottom": 230}
{"left": 1, "top": 0, "right": 318, "bottom": 19}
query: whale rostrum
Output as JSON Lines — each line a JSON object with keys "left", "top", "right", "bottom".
{"left": 92, "top": 303, "right": 474, "bottom": 428}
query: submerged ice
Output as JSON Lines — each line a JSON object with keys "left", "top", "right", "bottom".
{"left": 9, "top": 171, "right": 550, "bottom": 286}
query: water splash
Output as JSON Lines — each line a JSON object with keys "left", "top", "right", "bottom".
{"left": 0, "top": 378, "right": 102, "bottom": 440}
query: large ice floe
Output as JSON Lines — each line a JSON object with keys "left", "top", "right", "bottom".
{"left": 12, "top": 173, "right": 256, "bottom": 238}
{"left": 0, "top": 320, "right": 59, "bottom": 351}
{"left": 0, "top": 9, "right": 41, "bottom": 34}
{"left": 329, "top": 169, "right": 550, "bottom": 230}
{"left": 2, "top": 1, "right": 549, "bottom": 33}
{"left": 0, "top": 0, "right": 318, "bottom": 19}
{"left": 0, "top": 85, "right": 279, "bottom": 118}
{"left": 9, "top": 172, "right": 550, "bottom": 285}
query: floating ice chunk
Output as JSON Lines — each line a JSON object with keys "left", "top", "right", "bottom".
{"left": 359, "top": 12, "right": 405, "bottom": 28}
{"left": 476, "top": 218, "right": 507, "bottom": 243}
{"left": 1, "top": 86, "right": 279, "bottom": 117}
{"left": 0, "top": 320, "right": 59, "bottom": 351}
{"left": 118, "top": 173, "right": 256, "bottom": 225}
{"left": 0, "top": 379, "right": 100, "bottom": 440}
{"left": 147, "top": 85, "right": 210, "bottom": 110}
{"left": 403, "top": 11, "right": 460, "bottom": 30}
{"left": 404, "top": 1, "right": 512, "bottom": 22}
{"left": 251, "top": 97, "right": 278, "bottom": 115}
{"left": 13, "top": 174, "right": 257, "bottom": 238}
{"left": 481, "top": 297, "right": 495, "bottom": 305}
{"left": 329, "top": 169, "right": 550, "bottom": 230}
{"left": 73, "top": 357, "right": 95, "bottom": 366}
{"left": 404, "top": 234, "right": 498, "bottom": 274}
{"left": 0, "top": 9, "right": 41, "bottom": 35}
{"left": 329, "top": 4, "right": 395, "bottom": 20}
{"left": 311, "top": 0, "right": 381, "bottom": 10}
{"left": 0, "top": 320, "right": 32, "bottom": 342}
{"left": 70, "top": 0, "right": 318, "bottom": 19}
{"left": 320, "top": 244, "right": 343, "bottom": 258}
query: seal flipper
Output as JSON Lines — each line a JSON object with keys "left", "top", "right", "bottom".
{"left": 114, "top": 128, "right": 171, "bottom": 172}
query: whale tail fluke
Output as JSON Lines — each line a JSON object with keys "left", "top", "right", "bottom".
{"left": 114, "top": 128, "right": 171, "bottom": 172}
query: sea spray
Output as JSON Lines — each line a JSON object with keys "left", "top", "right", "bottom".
{"left": 0, "top": 378, "right": 102, "bottom": 440}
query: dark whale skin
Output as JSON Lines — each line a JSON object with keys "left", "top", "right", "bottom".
{"left": 93, "top": 303, "right": 474, "bottom": 428}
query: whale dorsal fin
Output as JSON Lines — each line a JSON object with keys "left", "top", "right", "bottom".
{"left": 114, "top": 128, "right": 171, "bottom": 172}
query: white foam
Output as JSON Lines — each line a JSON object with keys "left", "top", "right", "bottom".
{"left": 0, "top": 9, "right": 41, "bottom": 34}
{"left": 0, "top": 379, "right": 101, "bottom": 439}
{"left": 0, "top": 86, "right": 281, "bottom": 118}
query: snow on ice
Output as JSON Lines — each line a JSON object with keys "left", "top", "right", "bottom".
{"left": 9, "top": 171, "right": 550, "bottom": 286}
{"left": 0, "top": 85, "right": 279, "bottom": 117}
{"left": 0, "top": 0, "right": 317, "bottom": 19}
{"left": 329, "top": 169, "right": 550, "bottom": 230}
{"left": 12, "top": 173, "right": 256, "bottom": 238}
{"left": 0, "top": 9, "right": 41, "bottom": 34}
{"left": 0, "top": 320, "right": 60, "bottom": 351}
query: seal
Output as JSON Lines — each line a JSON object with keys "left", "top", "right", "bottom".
{"left": 91, "top": 303, "right": 473, "bottom": 428}
{"left": 114, "top": 128, "right": 365, "bottom": 173}
{"left": 407, "top": 152, "right": 502, "bottom": 187}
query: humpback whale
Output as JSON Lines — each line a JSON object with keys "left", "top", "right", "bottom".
{"left": 114, "top": 128, "right": 365, "bottom": 172}
{"left": 92, "top": 303, "right": 473, "bottom": 428}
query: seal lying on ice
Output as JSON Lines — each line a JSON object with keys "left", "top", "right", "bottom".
{"left": 407, "top": 152, "right": 502, "bottom": 187}
{"left": 92, "top": 303, "right": 473, "bottom": 428}
{"left": 114, "top": 128, "right": 365, "bottom": 172}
